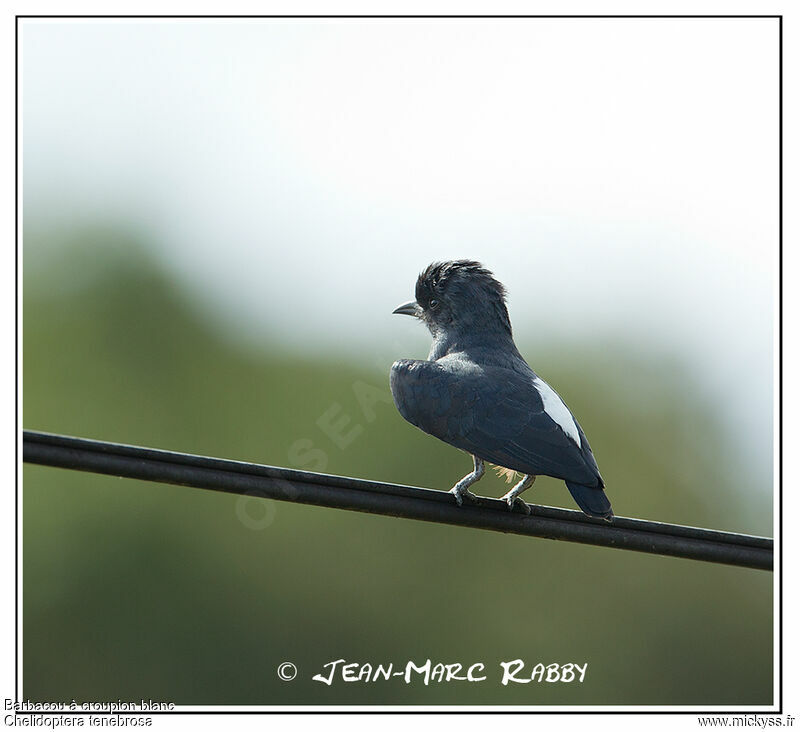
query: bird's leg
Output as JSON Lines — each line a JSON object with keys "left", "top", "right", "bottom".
{"left": 500, "top": 474, "right": 536, "bottom": 514}
{"left": 449, "top": 456, "right": 485, "bottom": 506}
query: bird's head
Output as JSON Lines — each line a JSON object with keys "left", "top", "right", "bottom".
{"left": 393, "top": 260, "right": 512, "bottom": 338}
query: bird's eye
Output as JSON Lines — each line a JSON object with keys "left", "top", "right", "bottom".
{"left": 429, "top": 299, "right": 439, "bottom": 309}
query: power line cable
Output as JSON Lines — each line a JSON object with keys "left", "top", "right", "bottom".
{"left": 22, "top": 430, "right": 773, "bottom": 571}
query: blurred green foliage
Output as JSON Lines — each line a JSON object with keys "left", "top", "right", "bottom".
{"left": 23, "top": 225, "right": 773, "bottom": 705}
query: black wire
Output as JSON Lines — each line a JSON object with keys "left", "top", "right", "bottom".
{"left": 22, "top": 430, "right": 773, "bottom": 571}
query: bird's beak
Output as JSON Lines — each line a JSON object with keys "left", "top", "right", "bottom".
{"left": 392, "top": 300, "right": 421, "bottom": 317}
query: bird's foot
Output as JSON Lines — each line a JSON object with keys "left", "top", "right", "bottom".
{"left": 449, "top": 456, "right": 485, "bottom": 507}
{"left": 449, "top": 486, "right": 479, "bottom": 507}
{"left": 500, "top": 490, "right": 532, "bottom": 514}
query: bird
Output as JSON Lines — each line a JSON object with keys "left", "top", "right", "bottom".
{"left": 390, "top": 260, "right": 613, "bottom": 520}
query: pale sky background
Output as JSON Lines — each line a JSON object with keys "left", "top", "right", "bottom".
{"left": 20, "top": 18, "right": 778, "bottom": 479}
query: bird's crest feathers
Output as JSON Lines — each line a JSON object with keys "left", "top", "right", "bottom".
{"left": 416, "top": 260, "right": 512, "bottom": 334}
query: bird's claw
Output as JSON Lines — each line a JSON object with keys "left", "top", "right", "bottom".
{"left": 515, "top": 498, "right": 532, "bottom": 515}
{"left": 501, "top": 492, "right": 532, "bottom": 514}
{"left": 450, "top": 487, "right": 478, "bottom": 507}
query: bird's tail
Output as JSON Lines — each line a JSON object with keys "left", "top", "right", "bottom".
{"left": 565, "top": 481, "right": 614, "bottom": 522}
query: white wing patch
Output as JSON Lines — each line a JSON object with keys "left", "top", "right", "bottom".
{"left": 532, "top": 377, "right": 581, "bottom": 447}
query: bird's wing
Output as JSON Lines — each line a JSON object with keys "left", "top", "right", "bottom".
{"left": 390, "top": 358, "right": 601, "bottom": 485}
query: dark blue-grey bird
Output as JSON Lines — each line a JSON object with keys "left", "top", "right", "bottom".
{"left": 390, "top": 260, "right": 613, "bottom": 520}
